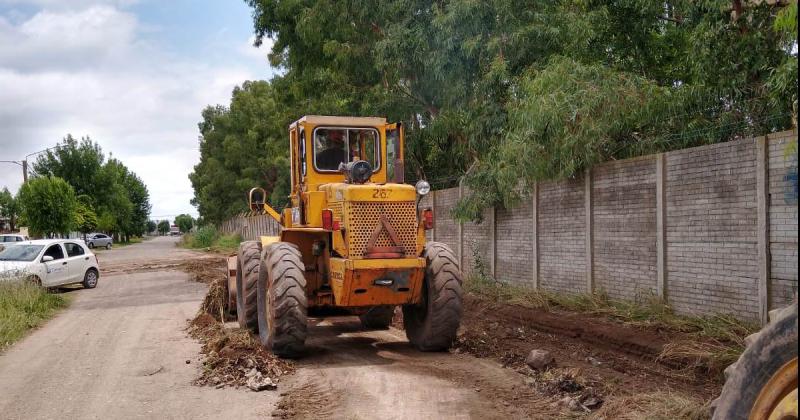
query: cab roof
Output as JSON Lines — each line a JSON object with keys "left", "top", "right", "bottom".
{"left": 292, "top": 115, "right": 387, "bottom": 127}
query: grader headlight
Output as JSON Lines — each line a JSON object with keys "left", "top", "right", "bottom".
{"left": 415, "top": 180, "right": 431, "bottom": 196}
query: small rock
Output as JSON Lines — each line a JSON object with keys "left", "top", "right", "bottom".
{"left": 185, "top": 360, "right": 191, "bottom": 364}
{"left": 525, "top": 349, "right": 555, "bottom": 370}
{"left": 586, "top": 357, "right": 602, "bottom": 367}
{"left": 558, "top": 396, "right": 589, "bottom": 413}
{"left": 246, "top": 371, "right": 277, "bottom": 392}
{"left": 582, "top": 396, "right": 603, "bottom": 409}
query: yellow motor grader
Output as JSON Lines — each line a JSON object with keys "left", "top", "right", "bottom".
{"left": 225, "top": 115, "right": 463, "bottom": 357}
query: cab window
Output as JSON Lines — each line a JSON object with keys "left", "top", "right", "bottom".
{"left": 43, "top": 244, "right": 65, "bottom": 261}
{"left": 313, "top": 127, "right": 379, "bottom": 172}
{"left": 299, "top": 129, "right": 307, "bottom": 176}
{"left": 65, "top": 243, "right": 85, "bottom": 257}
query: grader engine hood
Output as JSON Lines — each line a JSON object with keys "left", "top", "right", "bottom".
{"left": 323, "top": 183, "right": 423, "bottom": 259}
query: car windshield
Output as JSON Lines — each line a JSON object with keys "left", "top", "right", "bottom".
{"left": 0, "top": 245, "right": 44, "bottom": 262}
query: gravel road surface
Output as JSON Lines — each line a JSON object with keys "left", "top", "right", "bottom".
{"left": 0, "top": 236, "right": 279, "bottom": 420}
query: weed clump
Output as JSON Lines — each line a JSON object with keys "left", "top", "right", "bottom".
{"left": 0, "top": 280, "right": 69, "bottom": 349}
{"left": 181, "top": 226, "right": 241, "bottom": 252}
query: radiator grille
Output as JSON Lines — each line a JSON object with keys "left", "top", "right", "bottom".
{"left": 345, "top": 201, "right": 418, "bottom": 258}
{"left": 330, "top": 202, "right": 344, "bottom": 223}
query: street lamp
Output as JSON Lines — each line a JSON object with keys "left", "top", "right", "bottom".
{"left": 0, "top": 146, "right": 60, "bottom": 184}
{"left": 0, "top": 160, "right": 26, "bottom": 182}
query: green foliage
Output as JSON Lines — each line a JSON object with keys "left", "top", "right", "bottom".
{"left": 181, "top": 226, "right": 241, "bottom": 252}
{"left": 190, "top": 226, "right": 219, "bottom": 248}
{"left": 0, "top": 188, "right": 20, "bottom": 231}
{"left": 33, "top": 136, "right": 151, "bottom": 238}
{"left": 17, "top": 176, "right": 78, "bottom": 237}
{"left": 174, "top": 214, "right": 194, "bottom": 233}
{"left": 73, "top": 201, "right": 98, "bottom": 236}
{"left": 0, "top": 280, "right": 69, "bottom": 350}
{"left": 236, "top": 0, "right": 796, "bottom": 222}
{"left": 189, "top": 81, "right": 292, "bottom": 225}
{"left": 146, "top": 220, "right": 157, "bottom": 233}
{"left": 157, "top": 220, "right": 170, "bottom": 235}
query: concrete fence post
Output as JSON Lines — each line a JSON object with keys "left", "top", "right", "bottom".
{"left": 656, "top": 153, "right": 667, "bottom": 300}
{"left": 585, "top": 169, "right": 594, "bottom": 293}
{"left": 458, "top": 185, "right": 464, "bottom": 269}
{"left": 490, "top": 206, "right": 497, "bottom": 279}
{"left": 431, "top": 190, "right": 437, "bottom": 242}
{"left": 532, "top": 182, "right": 539, "bottom": 289}
{"left": 756, "top": 135, "right": 770, "bottom": 325}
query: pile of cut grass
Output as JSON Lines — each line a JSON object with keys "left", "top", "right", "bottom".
{"left": 0, "top": 280, "right": 69, "bottom": 350}
{"left": 589, "top": 391, "right": 710, "bottom": 420}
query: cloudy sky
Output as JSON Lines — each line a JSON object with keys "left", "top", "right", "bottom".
{"left": 0, "top": 0, "right": 275, "bottom": 220}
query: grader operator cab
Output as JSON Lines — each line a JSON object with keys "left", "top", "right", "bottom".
{"left": 225, "top": 115, "right": 464, "bottom": 357}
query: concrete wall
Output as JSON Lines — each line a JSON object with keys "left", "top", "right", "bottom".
{"left": 428, "top": 130, "right": 798, "bottom": 323}
{"left": 221, "top": 130, "right": 798, "bottom": 322}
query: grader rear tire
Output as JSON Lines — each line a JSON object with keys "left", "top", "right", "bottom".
{"left": 359, "top": 306, "right": 395, "bottom": 330}
{"left": 403, "top": 242, "right": 463, "bottom": 351}
{"left": 235, "top": 241, "right": 261, "bottom": 331}
{"left": 712, "top": 303, "right": 798, "bottom": 420}
{"left": 257, "top": 242, "right": 308, "bottom": 358}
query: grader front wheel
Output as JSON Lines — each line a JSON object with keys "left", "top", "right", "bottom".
{"left": 713, "top": 303, "right": 798, "bottom": 420}
{"left": 257, "top": 242, "right": 308, "bottom": 358}
{"left": 403, "top": 242, "right": 463, "bottom": 351}
{"left": 235, "top": 241, "right": 261, "bottom": 331}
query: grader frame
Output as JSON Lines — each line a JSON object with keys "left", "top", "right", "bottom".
{"left": 225, "top": 115, "right": 464, "bottom": 357}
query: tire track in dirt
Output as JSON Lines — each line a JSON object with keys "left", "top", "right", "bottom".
{"left": 270, "top": 317, "right": 563, "bottom": 419}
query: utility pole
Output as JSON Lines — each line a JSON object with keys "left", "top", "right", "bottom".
{"left": 2, "top": 145, "right": 57, "bottom": 185}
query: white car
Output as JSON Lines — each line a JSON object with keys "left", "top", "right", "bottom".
{"left": 0, "top": 239, "right": 100, "bottom": 288}
{"left": 0, "top": 234, "right": 29, "bottom": 243}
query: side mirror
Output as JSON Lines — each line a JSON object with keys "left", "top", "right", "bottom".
{"left": 42, "top": 256, "right": 54, "bottom": 263}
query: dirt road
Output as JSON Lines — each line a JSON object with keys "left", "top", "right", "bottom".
{"left": 1, "top": 236, "right": 712, "bottom": 419}
{"left": 0, "top": 237, "right": 280, "bottom": 420}
{"left": 0, "top": 237, "right": 533, "bottom": 420}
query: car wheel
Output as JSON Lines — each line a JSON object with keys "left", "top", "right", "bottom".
{"left": 106, "top": 243, "right": 112, "bottom": 250}
{"left": 88, "top": 242, "right": 94, "bottom": 249}
{"left": 82, "top": 269, "right": 99, "bottom": 289}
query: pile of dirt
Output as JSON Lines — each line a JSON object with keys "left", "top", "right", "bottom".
{"left": 181, "top": 256, "right": 228, "bottom": 284}
{"left": 454, "top": 294, "right": 721, "bottom": 416}
{"left": 186, "top": 256, "right": 294, "bottom": 391}
{"left": 189, "top": 313, "right": 294, "bottom": 390}
{"left": 198, "top": 275, "right": 230, "bottom": 322}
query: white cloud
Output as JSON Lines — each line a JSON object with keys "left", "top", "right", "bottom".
{"left": 239, "top": 35, "right": 274, "bottom": 62}
{"left": 0, "top": 3, "right": 267, "bottom": 219}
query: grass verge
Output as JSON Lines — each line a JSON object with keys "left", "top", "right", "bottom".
{"left": 114, "top": 237, "right": 144, "bottom": 247}
{"left": 181, "top": 226, "right": 241, "bottom": 253}
{"left": 0, "top": 280, "right": 69, "bottom": 350}
{"left": 466, "top": 273, "right": 758, "bottom": 375}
